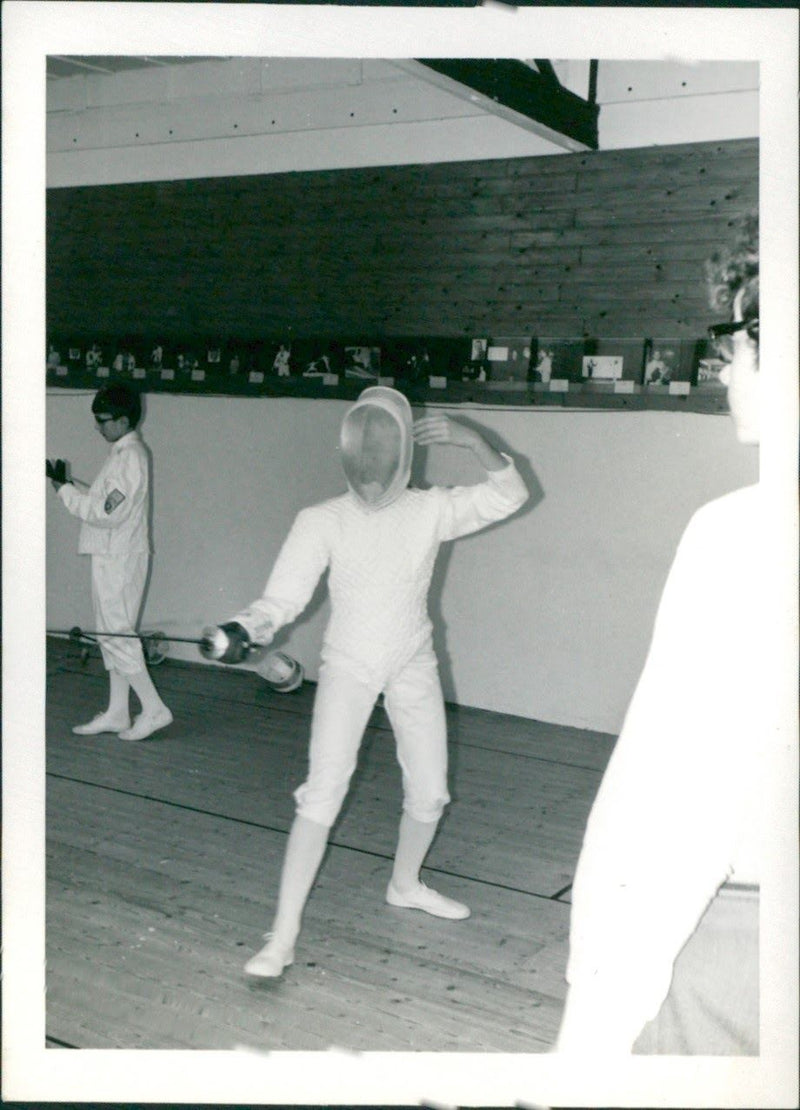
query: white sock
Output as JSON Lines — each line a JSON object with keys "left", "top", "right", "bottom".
{"left": 128, "top": 667, "right": 167, "bottom": 716}
{"left": 106, "top": 670, "right": 131, "bottom": 718}
{"left": 391, "top": 813, "right": 439, "bottom": 893}
{"left": 269, "top": 815, "right": 329, "bottom": 948}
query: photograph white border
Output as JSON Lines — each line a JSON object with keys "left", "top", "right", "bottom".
{"left": 3, "top": 3, "right": 798, "bottom": 1106}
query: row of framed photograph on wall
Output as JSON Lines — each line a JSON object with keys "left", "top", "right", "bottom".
{"left": 45, "top": 333, "right": 729, "bottom": 407}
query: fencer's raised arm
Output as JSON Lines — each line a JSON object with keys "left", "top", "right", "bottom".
{"left": 437, "top": 458, "right": 528, "bottom": 542}
{"left": 413, "top": 415, "right": 528, "bottom": 541}
{"left": 230, "top": 507, "right": 332, "bottom": 645}
{"left": 412, "top": 413, "right": 507, "bottom": 471}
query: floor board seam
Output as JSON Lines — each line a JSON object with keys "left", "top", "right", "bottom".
{"left": 47, "top": 772, "right": 573, "bottom": 904}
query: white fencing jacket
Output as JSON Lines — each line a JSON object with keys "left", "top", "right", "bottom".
{"left": 58, "top": 430, "right": 150, "bottom": 556}
{"left": 235, "top": 460, "right": 528, "bottom": 692}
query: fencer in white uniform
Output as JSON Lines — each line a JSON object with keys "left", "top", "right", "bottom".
{"left": 204, "top": 387, "right": 528, "bottom": 977}
{"left": 50, "top": 384, "right": 173, "bottom": 741}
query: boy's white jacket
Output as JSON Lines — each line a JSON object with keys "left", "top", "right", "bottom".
{"left": 234, "top": 393, "right": 528, "bottom": 691}
{"left": 58, "top": 430, "right": 150, "bottom": 555}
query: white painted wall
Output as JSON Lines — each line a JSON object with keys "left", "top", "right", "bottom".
{"left": 46, "top": 57, "right": 758, "bottom": 188}
{"left": 561, "top": 60, "right": 759, "bottom": 150}
{"left": 46, "top": 390, "right": 757, "bottom": 733}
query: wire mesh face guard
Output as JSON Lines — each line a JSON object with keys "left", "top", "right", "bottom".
{"left": 340, "top": 388, "right": 412, "bottom": 509}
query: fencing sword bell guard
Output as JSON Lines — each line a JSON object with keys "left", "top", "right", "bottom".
{"left": 254, "top": 650, "right": 304, "bottom": 693}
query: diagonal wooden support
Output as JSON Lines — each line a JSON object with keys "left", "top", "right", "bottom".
{"left": 409, "top": 58, "right": 599, "bottom": 152}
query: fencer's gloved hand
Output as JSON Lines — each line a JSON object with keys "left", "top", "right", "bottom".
{"left": 233, "top": 608, "right": 275, "bottom": 649}
{"left": 199, "top": 621, "right": 252, "bottom": 664}
{"left": 46, "top": 458, "right": 70, "bottom": 485}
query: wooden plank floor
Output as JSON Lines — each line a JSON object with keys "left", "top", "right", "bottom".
{"left": 45, "top": 636, "right": 615, "bottom": 1052}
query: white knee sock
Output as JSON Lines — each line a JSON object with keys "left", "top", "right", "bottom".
{"left": 391, "top": 813, "right": 439, "bottom": 893}
{"left": 128, "top": 667, "right": 167, "bottom": 715}
{"left": 107, "top": 670, "right": 131, "bottom": 718}
{"left": 270, "top": 815, "right": 329, "bottom": 947}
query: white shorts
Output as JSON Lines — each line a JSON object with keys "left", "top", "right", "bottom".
{"left": 90, "top": 551, "right": 149, "bottom": 674}
{"left": 294, "top": 646, "right": 450, "bottom": 827}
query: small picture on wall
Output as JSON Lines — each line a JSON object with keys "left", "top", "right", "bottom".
{"left": 471, "top": 337, "right": 488, "bottom": 361}
{"left": 383, "top": 338, "right": 463, "bottom": 383}
{"left": 582, "top": 354, "right": 623, "bottom": 381}
{"left": 693, "top": 338, "right": 728, "bottom": 388}
{"left": 112, "top": 346, "right": 139, "bottom": 375}
{"left": 270, "top": 343, "right": 292, "bottom": 377}
{"left": 530, "top": 342, "right": 552, "bottom": 383}
{"left": 86, "top": 342, "right": 104, "bottom": 369}
{"left": 394, "top": 342, "right": 432, "bottom": 383}
{"left": 382, "top": 339, "right": 430, "bottom": 383}
{"left": 302, "top": 354, "right": 335, "bottom": 378}
{"left": 175, "top": 349, "right": 200, "bottom": 375}
{"left": 534, "top": 338, "right": 586, "bottom": 382}
{"left": 448, "top": 335, "right": 485, "bottom": 384}
{"left": 293, "top": 340, "right": 343, "bottom": 379}
{"left": 343, "top": 346, "right": 380, "bottom": 381}
{"left": 223, "top": 340, "right": 259, "bottom": 376}
{"left": 582, "top": 338, "right": 646, "bottom": 383}
{"left": 644, "top": 339, "right": 699, "bottom": 385}
{"left": 399, "top": 337, "right": 474, "bottom": 386}
{"left": 486, "top": 336, "right": 533, "bottom": 382}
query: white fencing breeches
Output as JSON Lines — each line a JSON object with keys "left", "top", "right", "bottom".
{"left": 294, "top": 647, "right": 450, "bottom": 827}
{"left": 90, "top": 551, "right": 148, "bottom": 674}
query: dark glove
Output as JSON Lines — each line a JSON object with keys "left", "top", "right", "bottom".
{"left": 199, "top": 621, "right": 251, "bottom": 664}
{"left": 46, "top": 458, "right": 70, "bottom": 484}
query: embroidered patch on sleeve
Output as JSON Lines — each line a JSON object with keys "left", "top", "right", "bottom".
{"left": 104, "top": 489, "right": 126, "bottom": 514}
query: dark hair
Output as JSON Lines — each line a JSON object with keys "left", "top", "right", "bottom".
{"left": 92, "top": 384, "right": 142, "bottom": 428}
{"left": 705, "top": 209, "right": 759, "bottom": 331}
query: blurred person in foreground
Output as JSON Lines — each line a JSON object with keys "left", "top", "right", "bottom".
{"left": 556, "top": 211, "right": 770, "bottom": 1055}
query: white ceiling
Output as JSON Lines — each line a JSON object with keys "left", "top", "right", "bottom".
{"left": 45, "top": 56, "right": 759, "bottom": 189}
{"left": 47, "top": 55, "right": 225, "bottom": 80}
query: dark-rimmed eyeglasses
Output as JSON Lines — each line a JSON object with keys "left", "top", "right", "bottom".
{"left": 707, "top": 318, "right": 759, "bottom": 361}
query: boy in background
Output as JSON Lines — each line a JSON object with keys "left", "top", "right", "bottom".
{"left": 49, "top": 384, "right": 173, "bottom": 741}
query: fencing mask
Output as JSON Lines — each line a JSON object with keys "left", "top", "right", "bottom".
{"left": 340, "top": 386, "right": 413, "bottom": 510}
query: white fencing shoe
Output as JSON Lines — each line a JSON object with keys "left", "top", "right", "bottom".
{"left": 118, "top": 706, "right": 173, "bottom": 741}
{"left": 72, "top": 712, "right": 131, "bottom": 735}
{"left": 244, "top": 934, "right": 295, "bottom": 978}
{"left": 386, "top": 880, "right": 471, "bottom": 920}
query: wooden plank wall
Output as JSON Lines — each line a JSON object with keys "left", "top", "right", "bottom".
{"left": 47, "top": 137, "right": 757, "bottom": 342}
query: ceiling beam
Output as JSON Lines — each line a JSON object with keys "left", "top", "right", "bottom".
{"left": 47, "top": 55, "right": 117, "bottom": 76}
{"left": 400, "top": 58, "right": 599, "bottom": 152}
